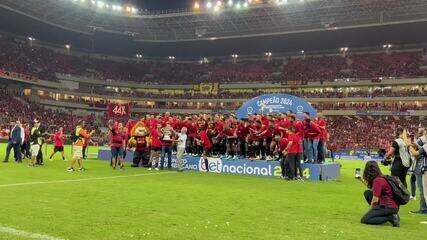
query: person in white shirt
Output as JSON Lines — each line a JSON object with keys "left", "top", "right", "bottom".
{"left": 175, "top": 127, "right": 188, "bottom": 172}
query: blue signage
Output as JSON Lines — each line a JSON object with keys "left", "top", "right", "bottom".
{"left": 98, "top": 149, "right": 340, "bottom": 181}
{"left": 236, "top": 93, "right": 317, "bottom": 119}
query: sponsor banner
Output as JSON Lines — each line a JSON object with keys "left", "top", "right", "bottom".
{"left": 107, "top": 103, "right": 131, "bottom": 118}
{"left": 235, "top": 93, "right": 317, "bottom": 120}
{"left": 98, "top": 150, "right": 339, "bottom": 181}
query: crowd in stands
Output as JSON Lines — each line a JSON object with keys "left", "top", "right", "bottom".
{"left": 1, "top": 36, "right": 427, "bottom": 84}
{"left": 327, "top": 116, "right": 421, "bottom": 151}
{"left": 80, "top": 86, "right": 426, "bottom": 100}
{"left": 0, "top": 90, "right": 96, "bottom": 136}
{"left": 1, "top": 91, "right": 424, "bottom": 153}
{"left": 36, "top": 91, "right": 427, "bottom": 112}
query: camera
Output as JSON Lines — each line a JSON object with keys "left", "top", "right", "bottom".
{"left": 381, "top": 158, "right": 392, "bottom": 166}
{"left": 354, "top": 168, "right": 361, "bottom": 179}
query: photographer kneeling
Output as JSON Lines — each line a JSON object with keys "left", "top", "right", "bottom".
{"left": 359, "top": 161, "right": 400, "bottom": 227}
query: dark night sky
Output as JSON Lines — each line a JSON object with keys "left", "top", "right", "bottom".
{"left": 128, "top": 0, "right": 191, "bottom": 10}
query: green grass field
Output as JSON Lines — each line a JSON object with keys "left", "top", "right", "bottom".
{"left": 0, "top": 143, "right": 426, "bottom": 240}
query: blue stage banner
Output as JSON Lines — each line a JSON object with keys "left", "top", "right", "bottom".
{"left": 98, "top": 149, "right": 339, "bottom": 181}
{"left": 235, "top": 93, "right": 317, "bottom": 119}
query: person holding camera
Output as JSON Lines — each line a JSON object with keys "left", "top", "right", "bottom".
{"left": 408, "top": 127, "right": 427, "bottom": 214}
{"left": 384, "top": 127, "right": 412, "bottom": 188}
{"left": 359, "top": 161, "right": 400, "bottom": 227}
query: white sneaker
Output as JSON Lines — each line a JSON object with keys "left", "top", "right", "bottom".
{"left": 410, "top": 196, "right": 417, "bottom": 201}
{"left": 67, "top": 168, "right": 74, "bottom": 172}
{"left": 155, "top": 167, "right": 159, "bottom": 171}
{"left": 148, "top": 168, "right": 152, "bottom": 171}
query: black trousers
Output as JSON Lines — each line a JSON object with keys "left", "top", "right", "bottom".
{"left": 410, "top": 174, "right": 416, "bottom": 197}
{"left": 282, "top": 153, "right": 298, "bottom": 179}
{"left": 82, "top": 146, "right": 87, "bottom": 159}
{"left": 36, "top": 145, "right": 43, "bottom": 164}
{"left": 391, "top": 161, "right": 409, "bottom": 188}
{"left": 132, "top": 150, "right": 149, "bottom": 167}
{"left": 239, "top": 139, "right": 247, "bottom": 157}
{"left": 361, "top": 190, "right": 399, "bottom": 225}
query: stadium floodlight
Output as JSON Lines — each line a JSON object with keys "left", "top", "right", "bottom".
{"left": 27, "top": 37, "right": 35, "bottom": 41}
{"left": 91, "top": 0, "right": 96, "bottom": 5}
{"left": 113, "top": 5, "right": 123, "bottom": 11}
{"left": 227, "top": 0, "right": 234, "bottom": 7}
{"left": 231, "top": 54, "right": 239, "bottom": 58}
{"left": 168, "top": 56, "right": 175, "bottom": 60}
{"left": 235, "top": 2, "right": 241, "bottom": 9}
{"left": 216, "top": 0, "right": 223, "bottom": 7}
{"left": 125, "top": 6, "right": 132, "bottom": 12}
{"left": 214, "top": 5, "right": 221, "bottom": 12}
{"left": 243, "top": 1, "right": 249, "bottom": 8}
{"left": 194, "top": 2, "right": 200, "bottom": 10}
{"left": 65, "top": 44, "right": 71, "bottom": 49}
{"left": 340, "top": 47, "right": 349, "bottom": 52}
{"left": 276, "top": 0, "right": 286, "bottom": 5}
{"left": 131, "top": 7, "right": 138, "bottom": 14}
{"left": 383, "top": 44, "right": 392, "bottom": 49}
{"left": 300, "top": 50, "right": 305, "bottom": 54}
{"left": 206, "top": 1, "right": 213, "bottom": 9}
{"left": 265, "top": 52, "right": 272, "bottom": 57}
{"left": 97, "top": 1, "right": 105, "bottom": 8}
{"left": 80, "top": 0, "right": 86, "bottom": 3}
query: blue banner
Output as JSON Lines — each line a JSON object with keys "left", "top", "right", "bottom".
{"left": 236, "top": 93, "right": 317, "bottom": 119}
{"left": 98, "top": 149, "right": 340, "bottom": 181}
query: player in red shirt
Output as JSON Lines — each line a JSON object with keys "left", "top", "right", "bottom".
{"left": 237, "top": 119, "right": 249, "bottom": 158}
{"left": 49, "top": 127, "right": 66, "bottom": 161}
{"left": 315, "top": 114, "right": 328, "bottom": 163}
{"left": 195, "top": 125, "right": 213, "bottom": 172}
{"left": 248, "top": 119, "right": 261, "bottom": 160}
{"left": 148, "top": 123, "right": 162, "bottom": 171}
{"left": 283, "top": 126, "right": 302, "bottom": 180}
{"left": 225, "top": 122, "right": 238, "bottom": 159}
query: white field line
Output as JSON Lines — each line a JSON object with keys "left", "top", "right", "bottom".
{"left": 0, "top": 172, "right": 176, "bottom": 188}
{"left": 0, "top": 226, "right": 65, "bottom": 240}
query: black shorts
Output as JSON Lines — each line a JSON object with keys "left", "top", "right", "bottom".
{"left": 203, "top": 147, "right": 212, "bottom": 156}
{"left": 54, "top": 146, "right": 64, "bottom": 152}
{"left": 151, "top": 147, "right": 161, "bottom": 152}
{"left": 226, "top": 138, "right": 238, "bottom": 145}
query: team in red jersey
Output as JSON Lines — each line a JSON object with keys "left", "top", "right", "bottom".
{"left": 104, "top": 111, "right": 328, "bottom": 177}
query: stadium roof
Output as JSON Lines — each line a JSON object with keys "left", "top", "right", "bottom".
{"left": 1, "top": 0, "right": 427, "bottom": 58}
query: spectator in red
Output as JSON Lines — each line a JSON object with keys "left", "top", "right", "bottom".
{"left": 49, "top": 127, "right": 66, "bottom": 161}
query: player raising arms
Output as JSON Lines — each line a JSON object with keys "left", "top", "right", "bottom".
{"left": 49, "top": 127, "right": 66, "bottom": 161}
{"left": 68, "top": 120, "right": 94, "bottom": 172}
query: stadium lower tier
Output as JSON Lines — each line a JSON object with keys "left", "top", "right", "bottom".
{"left": 0, "top": 90, "right": 425, "bottom": 152}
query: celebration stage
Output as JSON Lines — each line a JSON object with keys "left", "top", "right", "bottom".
{"left": 98, "top": 148, "right": 340, "bottom": 181}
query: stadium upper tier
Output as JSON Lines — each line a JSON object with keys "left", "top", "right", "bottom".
{"left": 2, "top": 0, "right": 427, "bottom": 41}
{"left": 1, "top": 36, "right": 427, "bottom": 85}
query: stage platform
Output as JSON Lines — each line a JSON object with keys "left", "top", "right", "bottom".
{"left": 98, "top": 148, "right": 340, "bottom": 181}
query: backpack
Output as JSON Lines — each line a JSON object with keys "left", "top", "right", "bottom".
{"left": 383, "top": 175, "right": 410, "bottom": 206}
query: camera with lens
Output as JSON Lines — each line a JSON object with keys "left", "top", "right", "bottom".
{"left": 381, "top": 158, "right": 392, "bottom": 166}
